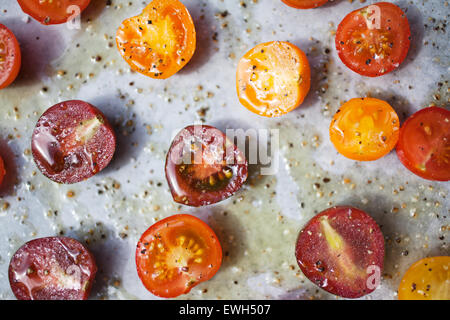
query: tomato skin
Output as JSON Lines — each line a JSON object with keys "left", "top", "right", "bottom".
{"left": 31, "top": 100, "right": 116, "bottom": 184}
{"left": 165, "top": 125, "right": 248, "bottom": 207}
{"left": 9, "top": 237, "right": 97, "bottom": 300}
{"left": 335, "top": 2, "right": 411, "bottom": 77}
{"left": 330, "top": 97, "right": 400, "bottom": 161}
{"left": 236, "top": 41, "right": 311, "bottom": 117}
{"left": 116, "top": 0, "right": 196, "bottom": 79}
{"left": 0, "top": 24, "right": 21, "bottom": 89}
{"left": 295, "top": 206, "right": 385, "bottom": 299}
{"left": 398, "top": 256, "right": 450, "bottom": 300}
{"left": 17, "top": 0, "right": 91, "bottom": 25}
{"left": 0, "top": 156, "right": 5, "bottom": 186}
{"left": 136, "top": 214, "right": 222, "bottom": 298}
{"left": 396, "top": 107, "right": 450, "bottom": 181}
{"left": 281, "top": 0, "right": 328, "bottom": 9}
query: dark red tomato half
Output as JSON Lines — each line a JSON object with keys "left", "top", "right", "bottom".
{"left": 396, "top": 107, "right": 450, "bottom": 181}
{"left": 9, "top": 237, "right": 97, "bottom": 300}
{"left": 295, "top": 206, "right": 385, "bottom": 298}
{"left": 31, "top": 100, "right": 116, "bottom": 184}
{"left": 17, "top": 0, "right": 91, "bottom": 25}
{"left": 165, "top": 125, "right": 248, "bottom": 207}
{"left": 335, "top": 2, "right": 411, "bottom": 77}
{"left": 0, "top": 155, "right": 5, "bottom": 186}
{"left": 0, "top": 23, "right": 21, "bottom": 89}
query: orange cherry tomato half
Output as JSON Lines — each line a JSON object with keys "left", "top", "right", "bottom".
{"left": 236, "top": 41, "right": 311, "bottom": 117}
{"left": 335, "top": 2, "right": 411, "bottom": 77}
{"left": 17, "top": 0, "right": 91, "bottom": 25}
{"left": 398, "top": 256, "right": 450, "bottom": 300}
{"left": 396, "top": 107, "right": 450, "bottom": 181}
{"left": 116, "top": 0, "right": 196, "bottom": 79}
{"left": 281, "top": 0, "right": 328, "bottom": 9}
{"left": 136, "top": 214, "right": 222, "bottom": 298}
{"left": 0, "top": 24, "right": 21, "bottom": 89}
{"left": 330, "top": 98, "right": 400, "bottom": 161}
{"left": 0, "top": 156, "right": 5, "bottom": 186}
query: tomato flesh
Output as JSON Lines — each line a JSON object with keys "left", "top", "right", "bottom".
{"left": 0, "top": 156, "right": 5, "bottom": 186}
{"left": 136, "top": 214, "right": 222, "bottom": 298}
{"left": 281, "top": 0, "right": 328, "bottom": 9}
{"left": 31, "top": 100, "right": 116, "bottom": 184}
{"left": 165, "top": 125, "right": 248, "bottom": 207}
{"left": 398, "top": 256, "right": 450, "bottom": 300}
{"left": 295, "top": 206, "right": 385, "bottom": 298}
{"left": 0, "top": 24, "right": 21, "bottom": 89}
{"left": 335, "top": 2, "right": 411, "bottom": 77}
{"left": 17, "top": 0, "right": 91, "bottom": 25}
{"left": 116, "top": 0, "right": 196, "bottom": 79}
{"left": 237, "top": 41, "right": 311, "bottom": 117}
{"left": 330, "top": 97, "right": 400, "bottom": 161}
{"left": 9, "top": 237, "right": 97, "bottom": 300}
{"left": 396, "top": 107, "right": 450, "bottom": 181}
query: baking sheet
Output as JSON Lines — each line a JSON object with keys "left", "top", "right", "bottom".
{"left": 0, "top": 0, "right": 448, "bottom": 300}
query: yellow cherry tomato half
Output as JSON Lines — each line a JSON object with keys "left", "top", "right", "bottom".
{"left": 116, "top": 0, "right": 196, "bottom": 79}
{"left": 398, "top": 256, "right": 450, "bottom": 300}
{"left": 329, "top": 98, "right": 400, "bottom": 161}
{"left": 236, "top": 41, "right": 311, "bottom": 117}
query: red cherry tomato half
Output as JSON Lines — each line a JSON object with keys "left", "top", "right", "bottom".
{"left": 165, "top": 125, "right": 248, "bottom": 207}
{"left": 136, "top": 214, "right": 222, "bottom": 298}
{"left": 9, "top": 237, "right": 97, "bottom": 300}
{"left": 295, "top": 206, "right": 385, "bottom": 298}
{"left": 0, "top": 24, "right": 21, "bottom": 89}
{"left": 335, "top": 2, "right": 411, "bottom": 77}
{"left": 281, "top": 0, "right": 328, "bottom": 9}
{"left": 0, "top": 155, "right": 5, "bottom": 186}
{"left": 396, "top": 107, "right": 450, "bottom": 181}
{"left": 17, "top": 0, "right": 91, "bottom": 25}
{"left": 31, "top": 100, "right": 116, "bottom": 184}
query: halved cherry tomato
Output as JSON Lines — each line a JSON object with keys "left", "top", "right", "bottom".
{"left": 116, "top": 0, "right": 196, "bottom": 79}
{"left": 9, "top": 237, "right": 97, "bottom": 300}
{"left": 165, "top": 125, "right": 248, "bottom": 207}
{"left": 281, "top": 0, "right": 328, "bottom": 9}
{"left": 330, "top": 97, "right": 400, "bottom": 161}
{"left": 396, "top": 107, "right": 450, "bottom": 181}
{"left": 0, "top": 24, "right": 21, "bottom": 89}
{"left": 17, "top": 0, "right": 91, "bottom": 25}
{"left": 236, "top": 41, "right": 311, "bottom": 117}
{"left": 398, "top": 256, "right": 450, "bottom": 300}
{"left": 31, "top": 100, "right": 116, "bottom": 184}
{"left": 136, "top": 214, "right": 222, "bottom": 298}
{"left": 335, "top": 2, "right": 411, "bottom": 77}
{"left": 0, "top": 155, "right": 5, "bottom": 186}
{"left": 295, "top": 206, "right": 385, "bottom": 298}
